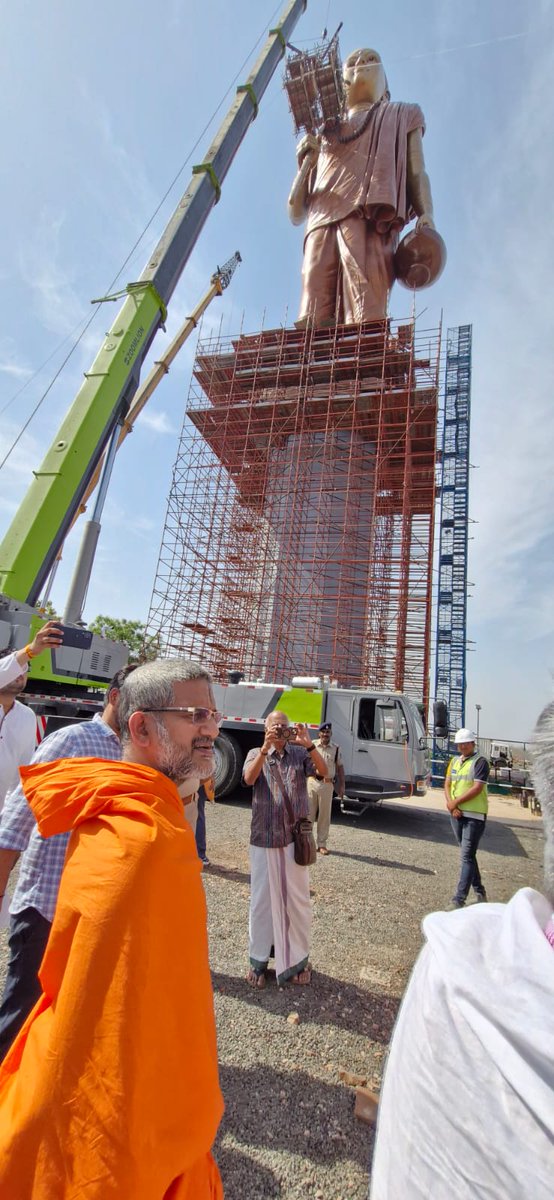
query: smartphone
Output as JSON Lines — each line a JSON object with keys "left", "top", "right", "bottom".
{"left": 52, "top": 623, "right": 94, "bottom": 650}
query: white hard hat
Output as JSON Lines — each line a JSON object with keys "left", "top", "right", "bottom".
{"left": 454, "top": 728, "right": 476, "bottom": 744}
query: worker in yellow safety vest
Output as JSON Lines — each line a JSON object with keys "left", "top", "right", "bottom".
{"left": 445, "top": 728, "right": 490, "bottom": 909}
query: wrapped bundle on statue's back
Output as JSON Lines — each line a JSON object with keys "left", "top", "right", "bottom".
{"left": 284, "top": 27, "right": 344, "bottom": 135}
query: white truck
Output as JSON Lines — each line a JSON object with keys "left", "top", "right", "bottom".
{"left": 490, "top": 742, "right": 514, "bottom": 769}
{"left": 211, "top": 674, "right": 434, "bottom": 812}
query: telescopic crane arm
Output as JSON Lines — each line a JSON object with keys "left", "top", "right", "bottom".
{"left": 0, "top": 0, "right": 307, "bottom": 606}
{"left": 61, "top": 252, "right": 241, "bottom": 625}
{"left": 71, "top": 252, "right": 241, "bottom": 530}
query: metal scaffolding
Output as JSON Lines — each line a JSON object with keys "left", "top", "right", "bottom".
{"left": 433, "top": 324, "right": 472, "bottom": 749}
{"left": 147, "top": 317, "right": 441, "bottom": 708}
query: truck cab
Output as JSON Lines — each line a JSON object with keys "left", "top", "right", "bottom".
{"left": 324, "top": 689, "right": 430, "bottom": 806}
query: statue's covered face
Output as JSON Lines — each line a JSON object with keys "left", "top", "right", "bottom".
{"left": 343, "top": 48, "right": 387, "bottom": 106}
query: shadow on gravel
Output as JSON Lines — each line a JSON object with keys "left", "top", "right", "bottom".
{"left": 337, "top": 805, "right": 529, "bottom": 858}
{"left": 213, "top": 970, "right": 399, "bottom": 1042}
{"left": 222, "top": 788, "right": 532, "bottom": 859}
{"left": 329, "top": 849, "right": 435, "bottom": 876}
{"left": 214, "top": 1144, "right": 281, "bottom": 1198}
{"left": 218, "top": 1062, "right": 370, "bottom": 1170}
{"left": 205, "top": 863, "right": 250, "bottom": 886}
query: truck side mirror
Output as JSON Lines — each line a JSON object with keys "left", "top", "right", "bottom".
{"left": 433, "top": 700, "right": 448, "bottom": 739}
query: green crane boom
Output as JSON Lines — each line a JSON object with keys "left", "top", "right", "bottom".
{"left": 0, "top": 0, "right": 307, "bottom": 605}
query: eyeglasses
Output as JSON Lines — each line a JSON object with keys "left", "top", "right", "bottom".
{"left": 141, "top": 707, "right": 223, "bottom": 725}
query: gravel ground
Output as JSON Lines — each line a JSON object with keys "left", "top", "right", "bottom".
{"left": 0, "top": 793, "right": 544, "bottom": 1199}
{"left": 204, "top": 792, "right": 544, "bottom": 1199}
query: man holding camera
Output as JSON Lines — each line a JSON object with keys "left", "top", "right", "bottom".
{"left": 242, "top": 712, "right": 327, "bottom": 989}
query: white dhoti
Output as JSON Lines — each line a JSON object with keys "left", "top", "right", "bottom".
{"left": 249, "top": 842, "right": 312, "bottom": 984}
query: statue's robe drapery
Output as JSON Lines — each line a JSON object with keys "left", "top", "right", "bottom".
{"left": 299, "top": 100, "right": 425, "bottom": 324}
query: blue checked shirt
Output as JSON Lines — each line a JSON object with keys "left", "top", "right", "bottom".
{"left": 0, "top": 714, "right": 121, "bottom": 922}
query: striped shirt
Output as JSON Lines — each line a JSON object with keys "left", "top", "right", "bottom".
{"left": 0, "top": 714, "right": 121, "bottom": 921}
{"left": 243, "top": 743, "right": 315, "bottom": 849}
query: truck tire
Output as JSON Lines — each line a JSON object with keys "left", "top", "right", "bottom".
{"left": 214, "top": 731, "right": 244, "bottom": 798}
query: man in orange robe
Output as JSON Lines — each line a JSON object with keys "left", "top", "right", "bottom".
{"left": 0, "top": 659, "right": 224, "bottom": 1199}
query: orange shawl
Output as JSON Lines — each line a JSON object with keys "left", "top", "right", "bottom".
{"left": 0, "top": 758, "right": 223, "bottom": 1198}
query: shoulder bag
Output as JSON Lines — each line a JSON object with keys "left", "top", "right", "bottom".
{"left": 272, "top": 767, "right": 317, "bottom": 867}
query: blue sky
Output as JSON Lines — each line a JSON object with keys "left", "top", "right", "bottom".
{"left": 0, "top": 0, "right": 553, "bottom": 740}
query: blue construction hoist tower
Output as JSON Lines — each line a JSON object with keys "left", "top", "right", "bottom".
{"left": 433, "top": 325, "right": 472, "bottom": 776}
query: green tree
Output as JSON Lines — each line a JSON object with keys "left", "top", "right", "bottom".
{"left": 38, "top": 600, "right": 60, "bottom": 619}
{"left": 88, "top": 616, "right": 162, "bottom": 664}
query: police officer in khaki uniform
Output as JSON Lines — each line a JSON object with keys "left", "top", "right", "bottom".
{"left": 307, "top": 722, "right": 346, "bottom": 855}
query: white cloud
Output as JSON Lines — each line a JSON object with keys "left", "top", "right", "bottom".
{"left": 457, "top": 32, "right": 554, "bottom": 644}
{"left": 18, "top": 210, "right": 88, "bottom": 338}
{"left": 0, "top": 422, "right": 43, "bottom": 485}
{"left": 0, "top": 361, "right": 32, "bottom": 381}
{"left": 0, "top": 337, "right": 34, "bottom": 387}
{"left": 136, "top": 409, "right": 176, "bottom": 435}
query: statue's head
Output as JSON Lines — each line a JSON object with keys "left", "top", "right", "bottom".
{"left": 343, "top": 48, "right": 389, "bottom": 107}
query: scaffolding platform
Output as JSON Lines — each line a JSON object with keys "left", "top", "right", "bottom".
{"left": 147, "top": 317, "right": 443, "bottom": 709}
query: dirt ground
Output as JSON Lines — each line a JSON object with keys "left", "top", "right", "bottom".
{"left": 0, "top": 789, "right": 544, "bottom": 1199}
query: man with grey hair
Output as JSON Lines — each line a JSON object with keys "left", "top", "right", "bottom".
{"left": 369, "top": 702, "right": 554, "bottom": 1200}
{"left": 243, "top": 711, "right": 327, "bottom": 988}
{"left": 0, "top": 659, "right": 224, "bottom": 1199}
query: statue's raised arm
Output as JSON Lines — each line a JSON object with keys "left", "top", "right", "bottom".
{"left": 289, "top": 47, "right": 445, "bottom": 326}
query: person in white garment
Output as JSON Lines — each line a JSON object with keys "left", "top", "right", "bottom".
{"left": 369, "top": 700, "right": 554, "bottom": 1200}
{"left": 0, "top": 622, "right": 63, "bottom": 811}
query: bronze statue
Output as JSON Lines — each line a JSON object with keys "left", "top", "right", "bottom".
{"left": 288, "top": 48, "right": 442, "bottom": 326}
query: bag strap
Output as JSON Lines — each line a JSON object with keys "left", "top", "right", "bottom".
{"left": 269, "top": 760, "right": 297, "bottom": 827}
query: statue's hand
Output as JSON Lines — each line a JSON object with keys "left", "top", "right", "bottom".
{"left": 296, "top": 133, "right": 319, "bottom": 169}
{"left": 416, "top": 213, "right": 436, "bottom": 232}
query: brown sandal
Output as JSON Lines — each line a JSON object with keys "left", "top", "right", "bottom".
{"left": 291, "top": 966, "right": 312, "bottom": 985}
{"left": 247, "top": 968, "right": 266, "bottom": 989}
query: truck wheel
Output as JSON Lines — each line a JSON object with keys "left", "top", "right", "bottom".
{"left": 214, "top": 731, "right": 244, "bottom": 798}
